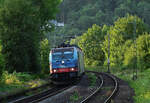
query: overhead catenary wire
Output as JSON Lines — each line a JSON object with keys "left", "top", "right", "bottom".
{"left": 52, "top": 0, "right": 65, "bottom": 48}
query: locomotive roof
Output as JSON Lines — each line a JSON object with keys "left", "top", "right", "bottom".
{"left": 51, "top": 46, "right": 82, "bottom": 52}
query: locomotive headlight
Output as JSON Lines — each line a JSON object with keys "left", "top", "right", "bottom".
{"left": 62, "top": 60, "right": 65, "bottom": 64}
{"left": 53, "top": 69, "right": 57, "bottom": 73}
{"left": 71, "top": 68, "right": 75, "bottom": 71}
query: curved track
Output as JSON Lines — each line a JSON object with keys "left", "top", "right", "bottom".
{"left": 103, "top": 72, "right": 118, "bottom": 103}
{"left": 9, "top": 71, "right": 118, "bottom": 103}
{"left": 80, "top": 72, "right": 104, "bottom": 103}
{"left": 80, "top": 71, "right": 118, "bottom": 103}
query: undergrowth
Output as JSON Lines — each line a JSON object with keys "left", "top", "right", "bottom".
{"left": 0, "top": 71, "right": 47, "bottom": 94}
{"left": 86, "top": 72, "right": 97, "bottom": 87}
{"left": 119, "top": 69, "right": 150, "bottom": 103}
{"left": 86, "top": 66, "right": 150, "bottom": 103}
{"left": 70, "top": 91, "right": 81, "bottom": 102}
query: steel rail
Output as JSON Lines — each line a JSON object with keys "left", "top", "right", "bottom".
{"left": 80, "top": 71, "right": 104, "bottom": 103}
{"left": 10, "top": 71, "right": 118, "bottom": 103}
{"left": 1, "top": 82, "right": 52, "bottom": 102}
{"left": 12, "top": 86, "right": 72, "bottom": 103}
{"left": 30, "top": 86, "right": 71, "bottom": 103}
{"left": 103, "top": 73, "right": 118, "bottom": 103}
{"left": 81, "top": 71, "right": 118, "bottom": 103}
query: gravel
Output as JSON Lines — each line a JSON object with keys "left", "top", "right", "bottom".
{"left": 40, "top": 73, "right": 135, "bottom": 103}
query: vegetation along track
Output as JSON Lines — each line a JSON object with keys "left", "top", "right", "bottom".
{"left": 0, "top": 82, "right": 52, "bottom": 102}
{"left": 80, "top": 71, "right": 118, "bottom": 103}
{"left": 9, "top": 71, "right": 118, "bottom": 103}
{"left": 11, "top": 85, "right": 72, "bottom": 103}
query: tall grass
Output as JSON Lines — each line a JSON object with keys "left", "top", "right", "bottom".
{"left": 0, "top": 71, "right": 47, "bottom": 93}
{"left": 0, "top": 71, "right": 34, "bottom": 85}
{"left": 116, "top": 68, "right": 150, "bottom": 103}
{"left": 1, "top": 71, "right": 22, "bottom": 85}
{"left": 85, "top": 65, "right": 107, "bottom": 72}
{"left": 129, "top": 69, "right": 150, "bottom": 103}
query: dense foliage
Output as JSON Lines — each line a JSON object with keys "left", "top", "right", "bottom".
{"left": 124, "top": 34, "right": 150, "bottom": 71}
{"left": 56, "top": 0, "right": 150, "bottom": 36}
{"left": 0, "top": 44, "right": 4, "bottom": 76}
{"left": 75, "top": 24, "right": 108, "bottom": 66}
{"left": 40, "top": 39, "right": 50, "bottom": 74}
{"left": 0, "top": 0, "right": 60, "bottom": 73}
{"left": 102, "top": 15, "right": 149, "bottom": 67}
{"left": 72, "top": 15, "right": 150, "bottom": 71}
{"left": 0, "top": 1, "right": 149, "bottom": 102}
{"left": 136, "top": 33, "right": 150, "bottom": 70}
{"left": 0, "top": 0, "right": 149, "bottom": 78}
{"left": 130, "top": 69, "right": 150, "bottom": 103}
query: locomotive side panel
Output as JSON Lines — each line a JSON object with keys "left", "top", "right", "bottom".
{"left": 76, "top": 48, "right": 85, "bottom": 76}
{"left": 79, "top": 50, "right": 85, "bottom": 74}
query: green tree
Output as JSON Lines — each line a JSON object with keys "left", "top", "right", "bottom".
{"left": 0, "top": 44, "right": 4, "bottom": 77}
{"left": 56, "top": 0, "right": 150, "bottom": 38}
{"left": 123, "top": 33, "right": 150, "bottom": 70}
{"left": 136, "top": 33, "right": 150, "bottom": 70}
{"left": 102, "top": 15, "right": 149, "bottom": 67}
{"left": 123, "top": 40, "right": 135, "bottom": 69}
{"left": 102, "top": 26, "right": 124, "bottom": 66}
{"left": 0, "top": 0, "right": 60, "bottom": 72}
{"left": 78, "top": 24, "right": 107, "bottom": 66}
{"left": 40, "top": 39, "right": 50, "bottom": 74}
{"left": 113, "top": 14, "right": 149, "bottom": 40}
{"left": 70, "top": 36, "right": 81, "bottom": 46}
{"left": 137, "top": 1, "right": 150, "bottom": 26}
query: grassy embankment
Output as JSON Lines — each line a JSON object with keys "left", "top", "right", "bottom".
{"left": 86, "top": 66, "right": 150, "bottom": 103}
{"left": 0, "top": 71, "right": 48, "bottom": 97}
{"left": 86, "top": 72, "right": 97, "bottom": 87}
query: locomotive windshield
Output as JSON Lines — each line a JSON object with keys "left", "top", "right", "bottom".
{"left": 52, "top": 52, "right": 62, "bottom": 60}
{"left": 63, "top": 51, "right": 73, "bottom": 59}
{"left": 52, "top": 48, "right": 74, "bottom": 60}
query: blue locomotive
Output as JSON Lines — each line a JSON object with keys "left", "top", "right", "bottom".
{"left": 49, "top": 45, "right": 85, "bottom": 82}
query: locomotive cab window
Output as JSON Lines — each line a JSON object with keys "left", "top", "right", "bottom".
{"left": 52, "top": 48, "right": 74, "bottom": 60}
{"left": 63, "top": 51, "right": 73, "bottom": 59}
{"left": 52, "top": 52, "right": 62, "bottom": 60}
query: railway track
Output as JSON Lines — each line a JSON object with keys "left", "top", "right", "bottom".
{"left": 0, "top": 82, "right": 52, "bottom": 103}
{"left": 7, "top": 71, "right": 118, "bottom": 103}
{"left": 102, "top": 72, "right": 118, "bottom": 103}
{"left": 10, "top": 85, "right": 72, "bottom": 103}
{"left": 80, "top": 71, "right": 118, "bottom": 103}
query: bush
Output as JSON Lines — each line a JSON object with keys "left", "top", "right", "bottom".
{"left": 136, "top": 33, "right": 150, "bottom": 70}
{"left": 0, "top": 44, "right": 4, "bottom": 78}
{"left": 123, "top": 40, "right": 135, "bottom": 68}
{"left": 1, "top": 71, "right": 21, "bottom": 85}
{"left": 78, "top": 24, "right": 107, "bottom": 66}
{"left": 40, "top": 39, "right": 50, "bottom": 74}
{"left": 130, "top": 69, "right": 150, "bottom": 103}
{"left": 102, "top": 15, "right": 149, "bottom": 67}
{"left": 123, "top": 33, "right": 150, "bottom": 70}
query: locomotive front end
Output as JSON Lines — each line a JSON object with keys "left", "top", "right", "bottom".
{"left": 49, "top": 47, "right": 79, "bottom": 81}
